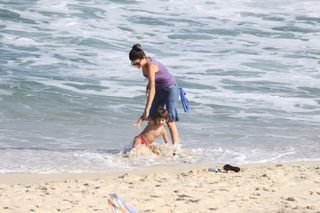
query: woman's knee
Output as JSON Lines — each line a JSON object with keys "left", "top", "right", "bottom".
{"left": 167, "top": 121, "right": 176, "bottom": 129}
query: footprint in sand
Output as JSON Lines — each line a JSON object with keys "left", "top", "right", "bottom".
{"left": 175, "top": 194, "right": 191, "bottom": 201}
{"left": 187, "top": 199, "right": 200, "bottom": 203}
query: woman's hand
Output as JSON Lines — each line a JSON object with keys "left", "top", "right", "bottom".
{"left": 134, "top": 116, "right": 143, "bottom": 129}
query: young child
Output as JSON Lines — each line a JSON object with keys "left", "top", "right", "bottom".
{"left": 132, "top": 107, "right": 170, "bottom": 153}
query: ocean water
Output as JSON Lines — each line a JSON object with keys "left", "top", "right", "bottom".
{"left": 0, "top": 0, "right": 319, "bottom": 173}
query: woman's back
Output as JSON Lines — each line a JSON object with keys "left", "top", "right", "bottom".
{"left": 150, "top": 59, "right": 176, "bottom": 90}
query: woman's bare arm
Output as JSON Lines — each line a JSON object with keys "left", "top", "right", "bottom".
{"left": 142, "top": 63, "right": 157, "bottom": 119}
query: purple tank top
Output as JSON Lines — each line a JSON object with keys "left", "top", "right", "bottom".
{"left": 150, "top": 59, "right": 176, "bottom": 89}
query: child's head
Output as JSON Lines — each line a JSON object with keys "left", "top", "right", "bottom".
{"left": 154, "top": 107, "right": 169, "bottom": 125}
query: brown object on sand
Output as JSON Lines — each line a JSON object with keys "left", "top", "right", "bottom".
{"left": 223, "top": 164, "right": 240, "bottom": 173}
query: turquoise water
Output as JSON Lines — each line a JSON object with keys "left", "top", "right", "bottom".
{"left": 0, "top": 0, "right": 319, "bottom": 173}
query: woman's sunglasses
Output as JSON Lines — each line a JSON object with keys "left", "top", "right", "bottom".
{"left": 131, "top": 60, "right": 141, "bottom": 66}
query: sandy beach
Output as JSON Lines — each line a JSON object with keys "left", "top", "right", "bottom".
{"left": 0, "top": 161, "right": 319, "bottom": 213}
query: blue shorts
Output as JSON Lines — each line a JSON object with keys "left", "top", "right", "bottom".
{"left": 150, "top": 84, "right": 179, "bottom": 122}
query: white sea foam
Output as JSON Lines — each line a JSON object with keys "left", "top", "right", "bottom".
{"left": 0, "top": 89, "right": 12, "bottom": 96}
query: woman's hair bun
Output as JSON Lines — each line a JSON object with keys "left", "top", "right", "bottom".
{"left": 132, "top": 43, "right": 142, "bottom": 50}
{"left": 129, "top": 43, "right": 145, "bottom": 60}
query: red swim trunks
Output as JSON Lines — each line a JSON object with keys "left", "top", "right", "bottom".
{"left": 134, "top": 135, "right": 152, "bottom": 147}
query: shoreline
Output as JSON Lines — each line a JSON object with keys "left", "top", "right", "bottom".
{"left": 1, "top": 161, "right": 319, "bottom": 212}
{"left": 0, "top": 162, "right": 216, "bottom": 185}
{"left": 0, "top": 160, "right": 317, "bottom": 184}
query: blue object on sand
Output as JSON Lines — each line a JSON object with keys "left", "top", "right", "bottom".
{"left": 178, "top": 87, "right": 190, "bottom": 112}
{"left": 208, "top": 168, "right": 222, "bottom": 173}
{"left": 108, "top": 194, "right": 136, "bottom": 213}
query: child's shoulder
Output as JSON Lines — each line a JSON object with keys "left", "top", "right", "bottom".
{"left": 159, "top": 125, "right": 166, "bottom": 131}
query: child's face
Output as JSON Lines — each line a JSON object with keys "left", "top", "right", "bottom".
{"left": 155, "top": 118, "right": 166, "bottom": 126}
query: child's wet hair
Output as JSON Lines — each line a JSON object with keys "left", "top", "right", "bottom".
{"left": 129, "top": 43, "right": 146, "bottom": 61}
{"left": 154, "top": 106, "right": 169, "bottom": 120}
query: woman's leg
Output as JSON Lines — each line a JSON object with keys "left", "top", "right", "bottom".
{"left": 167, "top": 121, "right": 179, "bottom": 145}
{"left": 166, "top": 85, "right": 180, "bottom": 145}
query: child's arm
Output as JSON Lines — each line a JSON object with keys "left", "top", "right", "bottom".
{"left": 134, "top": 116, "right": 144, "bottom": 129}
{"left": 161, "top": 127, "right": 170, "bottom": 144}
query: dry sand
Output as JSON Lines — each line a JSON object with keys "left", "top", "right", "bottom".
{"left": 0, "top": 161, "right": 319, "bottom": 213}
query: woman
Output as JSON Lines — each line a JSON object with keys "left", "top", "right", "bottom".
{"left": 129, "top": 43, "right": 179, "bottom": 145}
